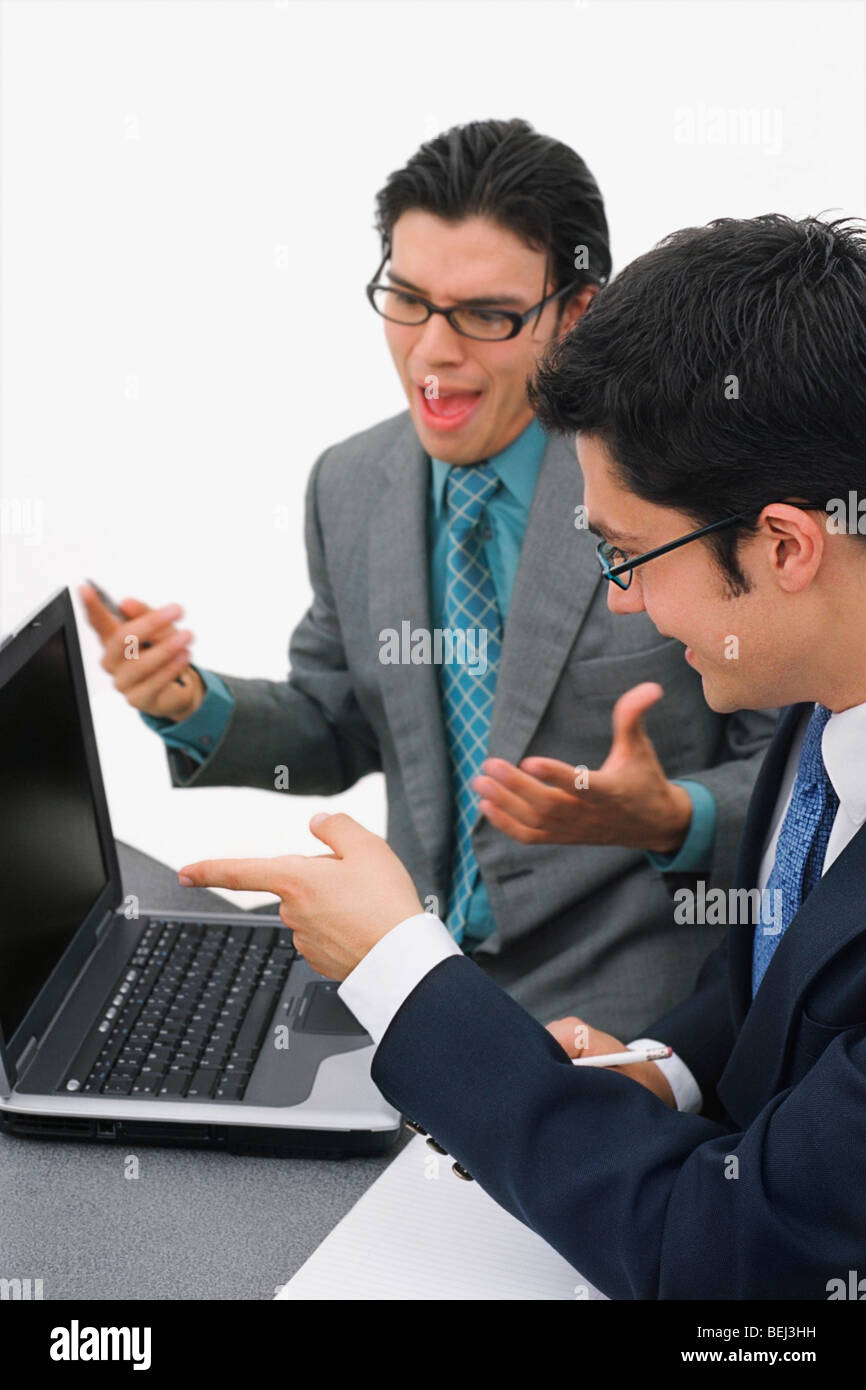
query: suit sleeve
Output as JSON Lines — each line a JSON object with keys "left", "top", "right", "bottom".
{"left": 371, "top": 954, "right": 864, "bottom": 1299}
{"left": 159, "top": 448, "right": 382, "bottom": 795}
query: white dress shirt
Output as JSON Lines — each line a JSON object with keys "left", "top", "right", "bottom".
{"left": 338, "top": 700, "right": 866, "bottom": 1112}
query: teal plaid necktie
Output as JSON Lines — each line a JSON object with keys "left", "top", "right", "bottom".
{"left": 441, "top": 463, "right": 502, "bottom": 941}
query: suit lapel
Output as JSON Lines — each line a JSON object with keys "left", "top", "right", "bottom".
{"left": 368, "top": 417, "right": 451, "bottom": 873}
{"left": 488, "top": 431, "right": 602, "bottom": 765}
{"left": 721, "top": 817, "right": 866, "bottom": 1121}
{"left": 720, "top": 701, "right": 866, "bottom": 1119}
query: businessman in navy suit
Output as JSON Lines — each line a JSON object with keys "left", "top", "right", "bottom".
{"left": 178, "top": 213, "right": 866, "bottom": 1300}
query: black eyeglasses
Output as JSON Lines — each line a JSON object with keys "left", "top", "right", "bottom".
{"left": 597, "top": 502, "right": 829, "bottom": 590}
{"left": 366, "top": 248, "right": 582, "bottom": 342}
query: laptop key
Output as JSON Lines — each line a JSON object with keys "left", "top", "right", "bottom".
{"left": 159, "top": 1073, "right": 189, "bottom": 1096}
{"left": 250, "top": 926, "right": 278, "bottom": 949}
{"left": 102, "top": 1077, "right": 133, "bottom": 1095}
{"left": 96, "top": 1035, "right": 126, "bottom": 1068}
{"left": 214, "top": 1082, "right": 245, "bottom": 1100}
{"left": 131, "top": 1078, "right": 160, "bottom": 1094}
{"left": 177, "top": 924, "right": 204, "bottom": 941}
{"left": 168, "top": 1058, "right": 196, "bottom": 1073}
{"left": 114, "top": 1059, "right": 143, "bottom": 1076}
{"left": 187, "top": 1068, "right": 219, "bottom": 1097}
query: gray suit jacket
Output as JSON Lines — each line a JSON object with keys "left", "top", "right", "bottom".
{"left": 164, "top": 411, "right": 777, "bottom": 1037}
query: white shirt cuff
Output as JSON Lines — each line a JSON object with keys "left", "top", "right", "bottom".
{"left": 627, "top": 1037, "right": 703, "bottom": 1113}
{"left": 338, "top": 912, "right": 462, "bottom": 1045}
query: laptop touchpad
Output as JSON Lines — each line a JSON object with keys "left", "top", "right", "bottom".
{"left": 294, "top": 980, "right": 368, "bottom": 1035}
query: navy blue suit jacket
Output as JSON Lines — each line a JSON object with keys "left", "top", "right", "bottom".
{"left": 371, "top": 704, "right": 866, "bottom": 1299}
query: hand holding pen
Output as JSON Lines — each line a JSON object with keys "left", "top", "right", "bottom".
{"left": 545, "top": 1015, "right": 677, "bottom": 1107}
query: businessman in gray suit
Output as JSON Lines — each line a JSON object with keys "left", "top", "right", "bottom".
{"left": 80, "top": 119, "right": 775, "bottom": 1038}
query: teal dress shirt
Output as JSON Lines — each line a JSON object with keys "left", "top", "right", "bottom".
{"left": 141, "top": 416, "right": 716, "bottom": 940}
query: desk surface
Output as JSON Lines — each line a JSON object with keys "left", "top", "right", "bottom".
{"left": 0, "top": 841, "right": 408, "bottom": 1300}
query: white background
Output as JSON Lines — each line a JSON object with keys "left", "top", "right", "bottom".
{"left": 1, "top": 0, "right": 864, "bottom": 908}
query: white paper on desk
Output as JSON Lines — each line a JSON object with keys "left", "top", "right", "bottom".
{"left": 275, "top": 1134, "right": 608, "bottom": 1300}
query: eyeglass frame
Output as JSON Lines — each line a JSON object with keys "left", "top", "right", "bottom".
{"left": 596, "top": 501, "right": 830, "bottom": 590}
{"left": 365, "top": 246, "right": 584, "bottom": 342}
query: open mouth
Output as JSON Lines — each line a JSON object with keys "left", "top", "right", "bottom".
{"left": 416, "top": 384, "right": 483, "bottom": 431}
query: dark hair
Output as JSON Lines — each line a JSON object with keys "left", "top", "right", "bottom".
{"left": 373, "top": 118, "right": 611, "bottom": 320}
{"left": 528, "top": 214, "right": 866, "bottom": 593}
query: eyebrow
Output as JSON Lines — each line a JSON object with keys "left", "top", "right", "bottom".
{"left": 586, "top": 519, "right": 646, "bottom": 547}
{"left": 387, "top": 269, "right": 526, "bottom": 308}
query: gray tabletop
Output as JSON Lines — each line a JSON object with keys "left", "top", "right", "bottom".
{"left": 0, "top": 840, "right": 409, "bottom": 1301}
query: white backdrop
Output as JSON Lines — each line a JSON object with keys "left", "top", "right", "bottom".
{"left": 1, "top": 0, "right": 864, "bottom": 908}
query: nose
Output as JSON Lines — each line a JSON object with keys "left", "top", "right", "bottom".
{"left": 607, "top": 574, "right": 645, "bottom": 615}
{"left": 413, "top": 311, "right": 466, "bottom": 366}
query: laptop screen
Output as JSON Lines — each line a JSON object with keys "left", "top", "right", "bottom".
{"left": 0, "top": 625, "right": 109, "bottom": 1041}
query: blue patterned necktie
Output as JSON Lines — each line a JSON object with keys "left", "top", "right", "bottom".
{"left": 441, "top": 463, "right": 502, "bottom": 942}
{"left": 752, "top": 703, "right": 838, "bottom": 996}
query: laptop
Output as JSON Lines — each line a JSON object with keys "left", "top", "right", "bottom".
{"left": 0, "top": 586, "right": 402, "bottom": 1155}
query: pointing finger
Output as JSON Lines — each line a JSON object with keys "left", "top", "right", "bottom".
{"left": 178, "top": 855, "right": 303, "bottom": 896}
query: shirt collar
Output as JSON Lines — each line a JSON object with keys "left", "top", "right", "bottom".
{"left": 430, "top": 416, "right": 547, "bottom": 519}
{"left": 820, "top": 700, "right": 866, "bottom": 826}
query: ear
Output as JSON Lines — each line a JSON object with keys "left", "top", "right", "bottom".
{"left": 760, "top": 504, "right": 825, "bottom": 592}
{"left": 558, "top": 283, "right": 598, "bottom": 336}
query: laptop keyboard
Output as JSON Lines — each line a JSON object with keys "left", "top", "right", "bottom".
{"left": 61, "top": 919, "right": 296, "bottom": 1102}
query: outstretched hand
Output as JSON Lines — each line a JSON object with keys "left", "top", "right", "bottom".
{"left": 475, "top": 682, "right": 693, "bottom": 853}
